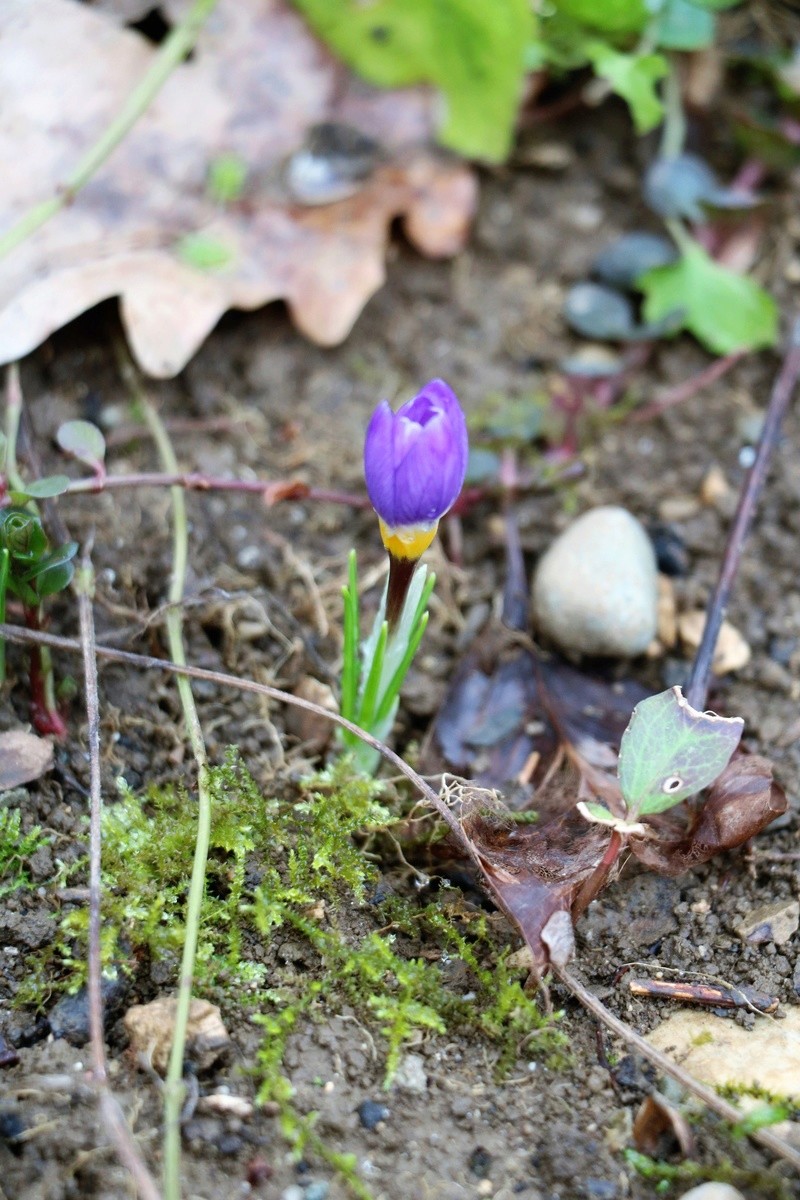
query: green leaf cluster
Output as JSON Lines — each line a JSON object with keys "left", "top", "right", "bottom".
{"left": 639, "top": 236, "right": 778, "bottom": 354}
{"left": 0, "top": 807, "right": 50, "bottom": 899}
{"left": 0, "top": 508, "right": 77, "bottom": 608}
{"left": 291, "top": 0, "right": 533, "bottom": 162}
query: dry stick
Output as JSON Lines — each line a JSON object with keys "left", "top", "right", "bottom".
{"left": 686, "top": 317, "right": 800, "bottom": 710}
{"left": 631, "top": 350, "right": 746, "bottom": 423}
{"left": 65, "top": 470, "right": 368, "bottom": 509}
{"left": 553, "top": 964, "right": 800, "bottom": 1172}
{"left": 75, "top": 560, "right": 163, "bottom": 1200}
{"left": 3, "top": 619, "right": 800, "bottom": 1171}
{"left": 0, "top": 619, "right": 464, "bottom": 843}
{"left": 0, "top": 0, "right": 218, "bottom": 262}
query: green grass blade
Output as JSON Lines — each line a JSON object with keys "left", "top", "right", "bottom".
{"left": 357, "top": 621, "right": 388, "bottom": 733}
{"left": 374, "top": 611, "right": 430, "bottom": 729}
{"left": 340, "top": 550, "right": 359, "bottom": 726}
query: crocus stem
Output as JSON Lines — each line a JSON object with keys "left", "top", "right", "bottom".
{"left": 385, "top": 554, "right": 418, "bottom": 630}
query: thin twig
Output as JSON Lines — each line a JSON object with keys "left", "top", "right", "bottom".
{"left": 632, "top": 351, "right": 746, "bottom": 423}
{"left": 76, "top": 554, "right": 162, "bottom": 1200}
{"left": 686, "top": 318, "right": 800, "bottom": 709}
{"left": 0, "top": 619, "right": 463, "bottom": 843}
{"left": 64, "top": 470, "right": 368, "bottom": 509}
{"left": 0, "top": 0, "right": 218, "bottom": 262}
{"left": 554, "top": 964, "right": 800, "bottom": 1172}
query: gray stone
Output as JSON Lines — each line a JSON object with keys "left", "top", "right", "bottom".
{"left": 736, "top": 899, "right": 800, "bottom": 945}
{"left": 392, "top": 1052, "right": 428, "bottom": 1093}
{"left": 532, "top": 506, "right": 658, "bottom": 657}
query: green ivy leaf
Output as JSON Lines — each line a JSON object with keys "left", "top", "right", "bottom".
{"left": 291, "top": 0, "right": 533, "bottom": 162}
{"left": 585, "top": 43, "right": 668, "bottom": 133}
{"left": 552, "top": 0, "right": 649, "bottom": 35}
{"left": 618, "top": 686, "right": 743, "bottom": 818}
{"left": 653, "top": 0, "right": 715, "bottom": 50}
{"left": 639, "top": 238, "right": 778, "bottom": 354}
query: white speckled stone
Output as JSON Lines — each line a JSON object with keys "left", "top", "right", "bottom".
{"left": 532, "top": 506, "right": 658, "bottom": 658}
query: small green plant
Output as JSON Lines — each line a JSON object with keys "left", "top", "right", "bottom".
{"left": 0, "top": 807, "right": 49, "bottom": 898}
{"left": 340, "top": 380, "right": 468, "bottom": 773}
{"left": 579, "top": 685, "right": 743, "bottom": 831}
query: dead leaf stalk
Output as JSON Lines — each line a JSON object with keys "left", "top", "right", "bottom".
{"left": 686, "top": 316, "right": 800, "bottom": 709}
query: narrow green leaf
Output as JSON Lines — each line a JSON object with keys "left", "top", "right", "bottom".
{"left": 358, "top": 621, "right": 388, "bottom": 734}
{"left": 57, "top": 420, "right": 106, "bottom": 469}
{"left": 374, "top": 611, "right": 430, "bottom": 729}
{"left": 639, "top": 239, "right": 778, "bottom": 354}
{"left": 618, "top": 686, "right": 743, "bottom": 818}
{"left": 340, "top": 550, "right": 360, "bottom": 730}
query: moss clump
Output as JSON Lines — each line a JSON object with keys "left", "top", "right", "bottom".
{"left": 19, "top": 752, "right": 564, "bottom": 1194}
{"left": 625, "top": 1148, "right": 794, "bottom": 1198}
{"left": 0, "top": 806, "right": 49, "bottom": 898}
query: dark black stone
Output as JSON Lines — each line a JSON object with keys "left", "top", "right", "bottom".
{"left": 469, "top": 1146, "right": 493, "bottom": 1179}
{"left": 649, "top": 523, "right": 689, "bottom": 577}
{"left": 357, "top": 1099, "right": 390, "bottom": 1130}
{"left": 47, "top": 971, "right": 129, "bottom": 1046}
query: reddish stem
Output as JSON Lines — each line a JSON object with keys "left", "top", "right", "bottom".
{"left": 24, "top": 605, "right": 67, "bottom": 738}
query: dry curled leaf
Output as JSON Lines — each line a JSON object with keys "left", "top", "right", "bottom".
{"left": 0, "top": 0, "right": 476, "bottom": 377}
{"left": 0, "top": 729, "right": 54, "bottom": 790}
{"left": 629, "top": 755, "right": 786, "bottom": 876}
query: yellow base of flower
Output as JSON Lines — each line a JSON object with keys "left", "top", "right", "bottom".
{"left": 379, "top": 519, "right": 438, "bottom": 561}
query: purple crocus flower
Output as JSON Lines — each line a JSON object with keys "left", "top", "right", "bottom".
{"left": 364, "top": 379, "right": 468, "bottom": 542}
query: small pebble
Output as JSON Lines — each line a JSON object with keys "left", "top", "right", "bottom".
{"left": 49, "top": 972, "right": 127, "bottom": 1046}
{"left": 676, "top": 1186, "right": 746, "bottom": 1200}
{"left": 392, "top": 1052, "right": 428, "bottom": 1093}
{"left": 736, "top": 899, "right": 800, "bottom": 945}
{"left": 649, "top": 523, "right": 690, "bottom": 577}
{"left": 469, "top": 1146, "right": 493, "bottom": 1178}
{"left": 585, "top": 1181, "right": 617, "bottom": 1200}
{"left": 677, "top": 612, "right": 751, "bottom": 675}
{"left": 532, "top": 506, "right": 658, "bottom": 658}
{"left": 357, "top": 1099, "right": 390, "bottom": 1130}
{"left": 304, "top": 1184, "right": 330, "bottom": 1200}
{"left": 281, "top": 1188, "right": 305, "bottom": 1200}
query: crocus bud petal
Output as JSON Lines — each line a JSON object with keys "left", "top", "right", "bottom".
{"left": 379, "top": 519, "right": 438, "bottom": 561}
{"left": 364, "top": 379, "right": 468, "bottom": 532}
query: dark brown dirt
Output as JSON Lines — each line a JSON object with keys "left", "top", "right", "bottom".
{"left": 2, "top": 104, "right": 800, "bottom": 1200}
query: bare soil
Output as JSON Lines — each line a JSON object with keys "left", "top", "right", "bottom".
{"left": 2, "top": 106, "right": 800, "bottom": 1200}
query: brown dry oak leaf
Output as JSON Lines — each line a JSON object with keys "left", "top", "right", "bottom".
{"left": 0, "top": 0, "right": 476, "bottom": 377}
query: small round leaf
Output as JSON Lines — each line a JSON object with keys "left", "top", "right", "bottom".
{"left": 57, "top": 420, "right": 106, "bottom": 469}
